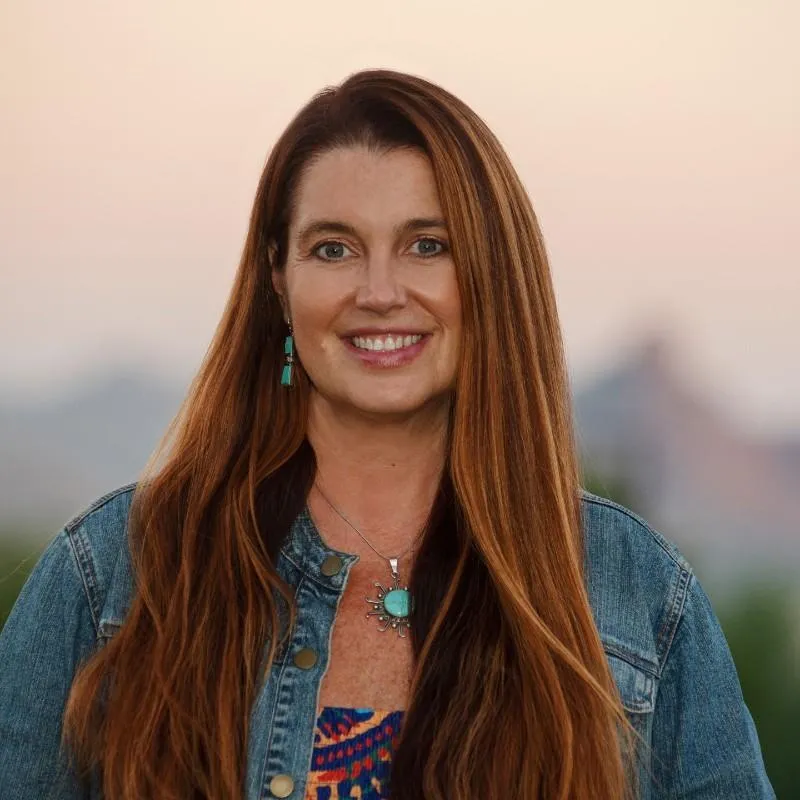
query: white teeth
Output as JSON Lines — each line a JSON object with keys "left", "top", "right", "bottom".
{"left": 351, "top": 334, "right": 423, "bottom": 352}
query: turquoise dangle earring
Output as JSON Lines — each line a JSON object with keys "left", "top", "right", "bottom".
{"left": 281, "top": 320, "right": 294, "bottom": 387}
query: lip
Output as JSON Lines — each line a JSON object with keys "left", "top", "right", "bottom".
{"left": 341, "top": 332, "right": 430, "bottom": 368}
{"left": 341, "top": 327, "right": 429, "bottom": 337}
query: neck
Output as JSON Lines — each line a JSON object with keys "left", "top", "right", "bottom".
{"left": 306, "top": 394, "right": 449, "bottom": 559}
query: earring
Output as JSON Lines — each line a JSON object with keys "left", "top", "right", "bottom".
{"left": 281, "top": 321, "right": 294, "bottom": 387}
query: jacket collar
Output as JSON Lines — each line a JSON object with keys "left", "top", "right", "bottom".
{"left": 97, "top": 506, "right": 359, "bottom": 636}
{"left": 278, "top": 505, "right": 360, "bottom": 588}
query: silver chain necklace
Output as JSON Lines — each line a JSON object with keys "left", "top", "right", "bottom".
{"left": 314, "top": 483, "right": 420, "bottom": 638}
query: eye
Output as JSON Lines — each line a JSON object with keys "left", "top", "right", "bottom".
{"left": 410, "top": 237, "right": 448, "bottom": 257}
{"left": 314, "top": 241, "right": 353, "bottom": 261}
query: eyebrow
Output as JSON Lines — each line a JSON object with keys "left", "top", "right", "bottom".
{"left": 295, "top": 217, "right": 448, "bottom": 247}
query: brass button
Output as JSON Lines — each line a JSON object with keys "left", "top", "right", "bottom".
{"left": 269, "top": 773, "right": 294, "bottom": 797}
{"left": 293, "top": 647, "right": 318, "bottom": 670}
{"left": 320, "top": 555, "right": 343, "bottom": 576}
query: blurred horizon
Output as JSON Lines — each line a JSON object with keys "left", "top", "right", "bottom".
{"left": 2, "top": 331, "right": 797, "bottom": 585}
{"left": 2, "top": 322, "right": 798, "bottom": 444}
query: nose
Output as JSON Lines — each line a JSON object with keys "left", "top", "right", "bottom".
{"left": 354, "top": 254, "right": 407, "bottom": 313}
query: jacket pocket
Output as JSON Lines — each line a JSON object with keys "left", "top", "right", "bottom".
{"left": 605, "top": 651, "right": 656, "bottom": 736}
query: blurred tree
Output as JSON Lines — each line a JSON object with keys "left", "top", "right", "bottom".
{"left": 582, "top": 469, "right": 640, "bottom": 511}
{"left": 0, "top": 538, "right": 43, "bottom": 629}
{"left": 719, "top": 580, "right": 800, "bottom": 798}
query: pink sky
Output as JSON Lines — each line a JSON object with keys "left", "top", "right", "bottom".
{"left": 1, "top": 0, "right": 798, "bottom": 433}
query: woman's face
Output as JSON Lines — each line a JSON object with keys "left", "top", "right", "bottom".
{"left": 274, "top": 146, "right": 462, "bottom": 419}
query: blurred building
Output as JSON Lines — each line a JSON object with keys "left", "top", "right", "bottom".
{"left": 575, "top": 336, "right": 800, "bottom": 586}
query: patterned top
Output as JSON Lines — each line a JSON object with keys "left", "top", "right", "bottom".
{"left": 305, "top": 706, "right": 405, "bottom": 799}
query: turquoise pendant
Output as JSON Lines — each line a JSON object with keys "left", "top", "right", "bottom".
{"left": 365, "top": 557, "right": 412, "bottom": 637}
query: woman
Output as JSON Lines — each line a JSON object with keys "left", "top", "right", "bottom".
{"left": 0, "top": 69, "right": 773, "bottom": 799}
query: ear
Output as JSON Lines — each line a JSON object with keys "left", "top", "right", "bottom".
{"left": 271, "top": 270, "right": 293, "bottom": 326}
{"left": 269, "top": 239, "right": 289, "bottom": 317}
{"left": 271, "top": 268, "right": 286, "bottom": 302}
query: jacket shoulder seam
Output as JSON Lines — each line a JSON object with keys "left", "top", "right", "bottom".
{"left": 580, "top": 489, "right": 690, "bottom": 572}
{"left": 61, "top": 484, "right": 138, "bottom": 637}
{"left": 580, "top": 489, "right": 694, "bottom": 670}
{"left": 655, "top": 561, "right": 692, "bottom": 670}
{"left": 61, "top": 526, "right": 101, "bottom": 637}
{"left": 658, "top": 572, "right": 699, "bottom": 676}
{"left": 63, "top": 483, "right": 138, "bottom": 533}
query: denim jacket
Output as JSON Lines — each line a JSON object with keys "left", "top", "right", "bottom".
{"left": 0, "top": 484, "right": 775, "bottom": 799}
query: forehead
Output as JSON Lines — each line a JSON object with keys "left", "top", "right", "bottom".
{"left": 290, "top": 146, "right": 443, "bottom": 232}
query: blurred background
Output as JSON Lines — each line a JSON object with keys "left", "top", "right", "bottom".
{"left": 1, "top": 0, "right": 798, "bottom": 794}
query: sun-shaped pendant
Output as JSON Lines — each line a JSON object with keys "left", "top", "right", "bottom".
{"left": 365, "top": 557, "right": 412, "bottom": 637}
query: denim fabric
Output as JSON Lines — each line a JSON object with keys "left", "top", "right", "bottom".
{"left": 0, "top": 485, "right": 775, "bottom": 799}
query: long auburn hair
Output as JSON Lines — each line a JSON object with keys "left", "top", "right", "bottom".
{"left": 64, "top": 69, "right": 640, "bottom": 798}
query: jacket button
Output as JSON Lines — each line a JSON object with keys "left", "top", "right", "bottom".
{"left": 269, "top": 773, "right": 295, "bottom": 797}
{"left": 293, "top": 647, "right": 318, "bottom": 670}
{"left": 320, "top": 555, "right": 343, "bottom": 576}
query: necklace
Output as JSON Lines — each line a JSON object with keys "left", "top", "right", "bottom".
{"left": 314, "top": 484, "right": 420, "bottom": 638}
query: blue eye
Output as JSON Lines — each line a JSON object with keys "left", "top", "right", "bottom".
{"left": 314, "top": 242, "right": 352, "bottom": 261}
{"left": 411, "top": 238, "right": 447, "bottom": 257}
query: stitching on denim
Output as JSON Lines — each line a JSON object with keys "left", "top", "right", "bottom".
{"left": 257, "top": 574, "right": 302, "bottom": 798}
{"left": 61, "top": 484, "right": 137, "bottom": 638}
{"left": 579, "top": 490, "right": 690, "bottom": 571}
{"left": 279, "top": 547, "right": 349, "bottom": 592}
{"left": 63, "top": 526, "right": 101, "bottom": 636}
{"left": 581, "top": 490, "right": 695, "bottom": 677}
{"left": 655, "top": 569, "right": 692, "bottom": 674}
{"left": 63, "top": 483, "right": 138, "bottom": 533}
{"left": 604, "top": 651, "right": 655, "bottom": 713}
{"left": 602, "top": 642, "right": 659, "bottom": 679}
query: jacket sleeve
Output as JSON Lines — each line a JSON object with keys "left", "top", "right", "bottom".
{"left": 0, "top": 529, "right": 96, "bottom": 799}
{"left": 649, "top": 573, "right": 776, "bottom": 798}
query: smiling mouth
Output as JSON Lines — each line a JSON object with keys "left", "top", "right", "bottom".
{"left": 349, "top": 333, "right": 425, "bottom": 352}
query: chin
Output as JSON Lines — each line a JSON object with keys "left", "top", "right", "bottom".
{"left": 311, "top": 376, "right": 452, "bottom": 420}
{"left": 350, "top": 396, "right": 428, "bottom": 418}
{"left": 345, "top": 386, "right": 451, "bottom": 420}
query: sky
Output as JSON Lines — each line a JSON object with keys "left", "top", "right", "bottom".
{"left": 1, "top": 0, "right": 798, "bottom": 434}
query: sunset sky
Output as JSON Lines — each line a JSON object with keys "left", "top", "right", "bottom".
{"left": 1, "top": 0, "right": 797, "bottom": 433}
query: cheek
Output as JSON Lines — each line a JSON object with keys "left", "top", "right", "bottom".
{"left": 292, "top": 308, "right": 338, "bottom": 365}
{"left": 285, "top": 284, "right": 347, "bottom": 367}
{"left": 442, "top": 292, "right": 463, "bottom": 362}
{"left": 414, "top": 265, "right": 461, "bottom": 315}
{"left": 286, "top": 272, "right": 343, "bottom": 327}
{"left": 438, "top": 279, "right": 463, "bottom": 337}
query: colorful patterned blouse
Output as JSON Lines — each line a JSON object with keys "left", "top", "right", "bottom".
{"left": 305, "top": 706, "right": 405, "bottom": 799}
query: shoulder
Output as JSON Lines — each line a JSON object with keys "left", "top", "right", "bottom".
{"left": 64, "top": 483, "right": 137, "bottom": 545}
{"left": 1, "top": 483, "right": 137, "bottom": 660}
{"left": 61, "top": 483, "right": 138, "bottom": 636}
{"left": 579, "top": 489, "right": 693, "bottom": 675}
{"left": 579, "top": 489, "right": 691, "bottom": 578}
